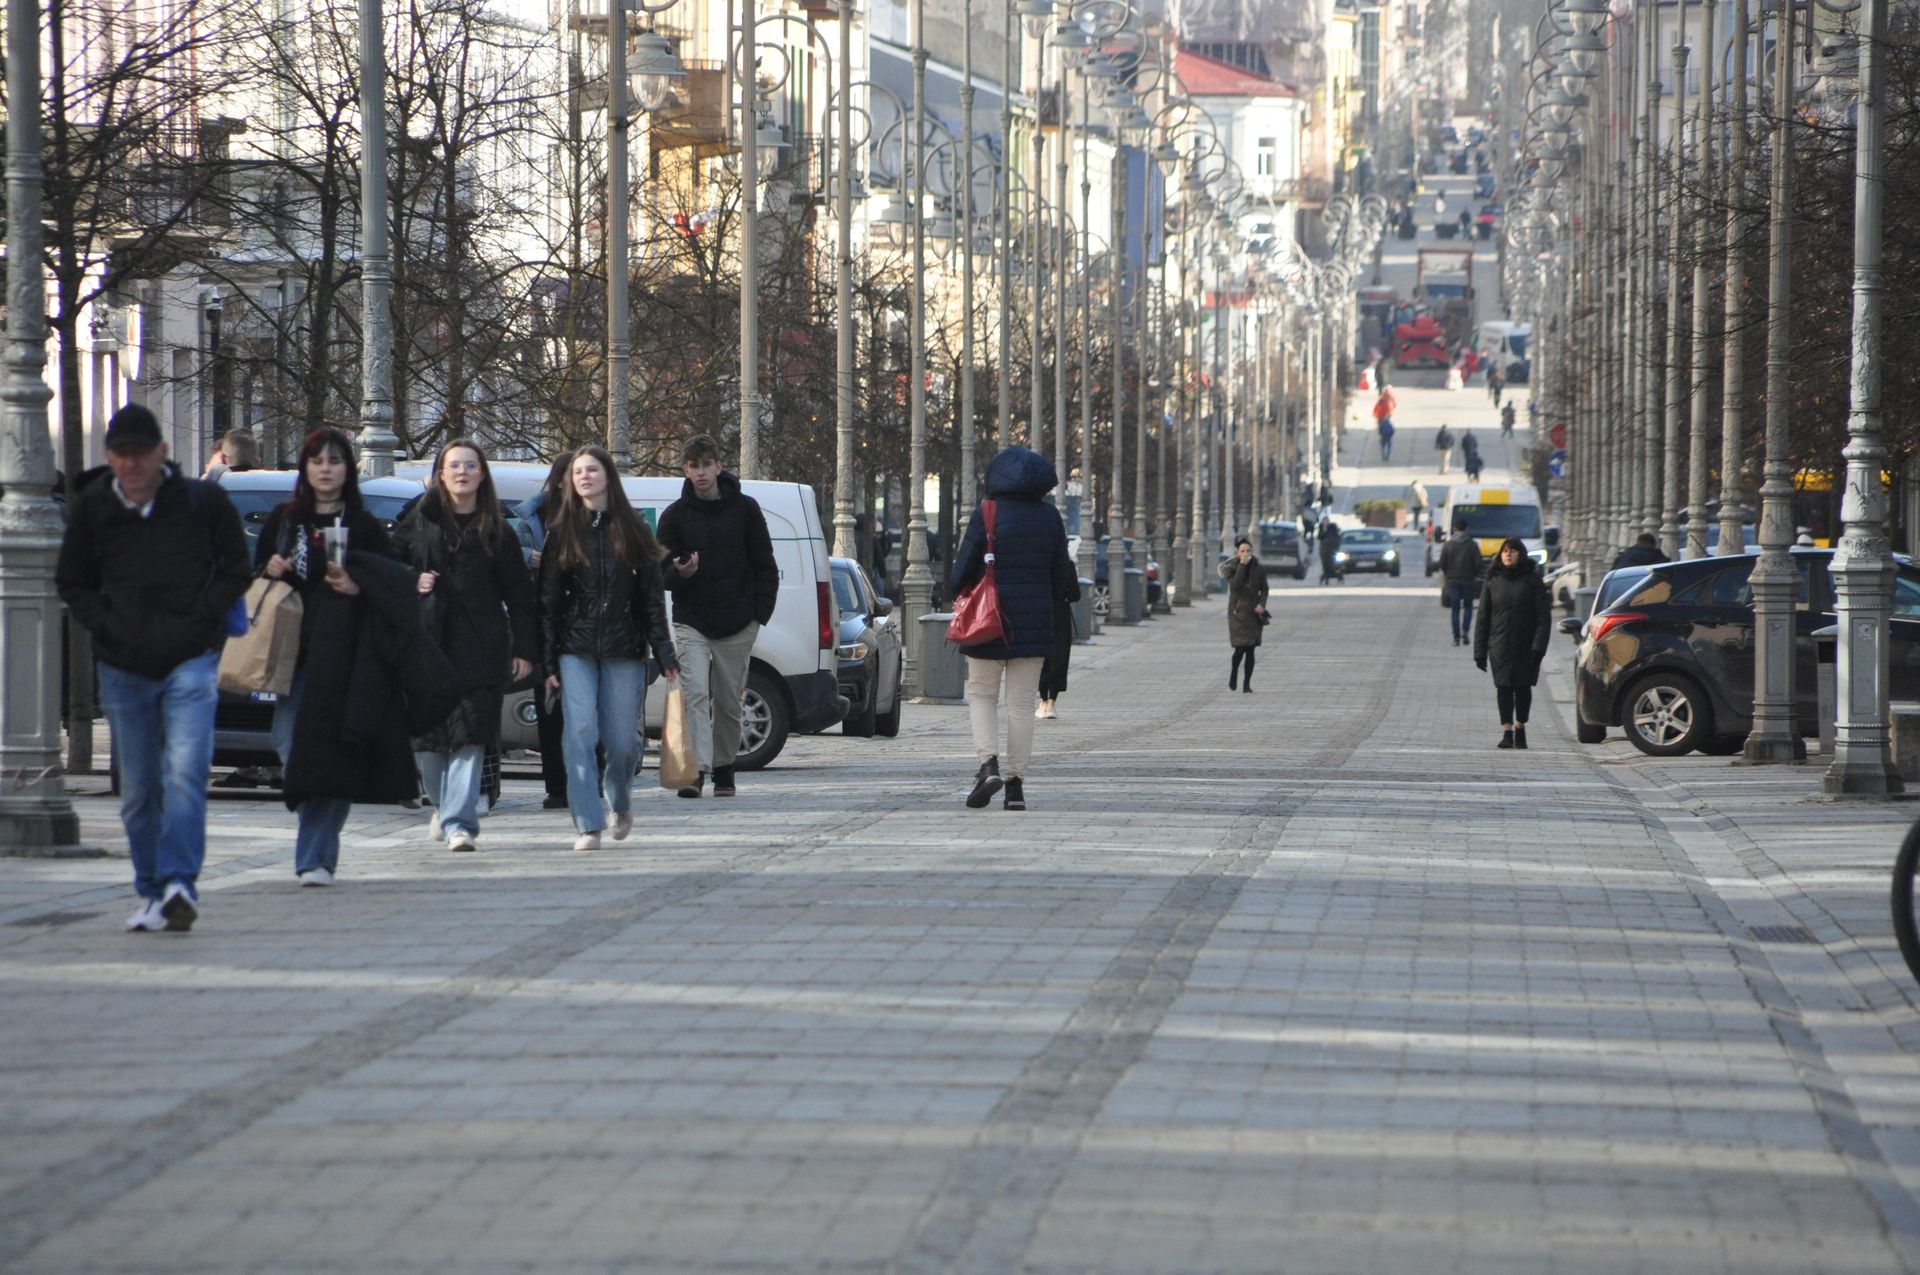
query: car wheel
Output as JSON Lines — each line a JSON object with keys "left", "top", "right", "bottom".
{"left": 735, "top": 667, "right": 791, "bottom": 770}
{"left": 874, "top": 666, "right": 903, "bottom": 737}
{"left": 1697, "top": 732, "right": 1747, "bottom": 756}
{"left": 1576, "top": 720, "right": 1606, "bottom": 744}
{"left": 1092, "top": 584, "right": 1111, "bottom": 618}
{"left": 1624, "top": 673, "right": 1712, "bottom": 757}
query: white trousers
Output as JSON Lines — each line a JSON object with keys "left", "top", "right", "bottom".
{"left": 966, "top": 656, "right": 1044, "bottom": 779}
{"left": 674, "top": 622, "right": 759, "bottom": 772}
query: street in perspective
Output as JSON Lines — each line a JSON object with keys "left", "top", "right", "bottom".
{"left": 4, "top": 0, "right": 1920, "bottom": 1264}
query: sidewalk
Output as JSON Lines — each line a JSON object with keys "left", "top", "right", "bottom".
{"left": 5, "top": 580, "right": 1920, "bottom": 1273}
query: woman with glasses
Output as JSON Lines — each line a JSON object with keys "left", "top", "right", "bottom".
{"left": 394, "top": 439, "right": 537, "bottom": 851}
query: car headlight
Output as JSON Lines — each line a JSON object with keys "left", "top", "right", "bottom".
{"left": 836, "top": 642, "right": 869, "bottom": 660}
{"left": 1333, "top": 551, "right": 1350, "bottom": 563}
{"left": 1529, "top": 549, "right": 1548, "bottom": 563}
{"left": 1381, "top": 550, "right": 1398, "bottom": 561}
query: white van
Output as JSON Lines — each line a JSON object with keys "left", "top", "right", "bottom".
{"left": 1438, "top": 482, "right": 1546, "bottom": 564}
{"left": 397, "top": 460, "right": 845, "bottom": 769}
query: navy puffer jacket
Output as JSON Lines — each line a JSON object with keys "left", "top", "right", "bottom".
{"left": 948, "top": 447, "right": 1079, "bottom": 660}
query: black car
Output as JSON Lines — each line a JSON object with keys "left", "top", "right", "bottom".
{"left": 1092, "top": 536, "right": 1162, "bottom": 616}
{"left": 1337, "top": 527, "right": 1403, "bottom": 576}
{"left": 829, "top": 556, "right": 902, "bottom": 738}
{"left": 1258, "top": 520, "right": 1307, "bottom": 580}
{"left": 1573, "top": 549, "right": 1920, "bottom": 756}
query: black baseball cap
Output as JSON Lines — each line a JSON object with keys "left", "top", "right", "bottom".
{"left": 103, "top": 404, "right": 162, "bottom": 450}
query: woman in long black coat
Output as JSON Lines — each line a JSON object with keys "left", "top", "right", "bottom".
{"left": 948, "top": 446, "right": 1078, "bottom": 812}
{"left": 393, "top": 439, "right": 538, "bottom": 850}
{"left": 1218, "top": 536, "right": 1269, "bottom": 693}
{"left": 1473, "top": 537, "right": 1552, "bottom": 748}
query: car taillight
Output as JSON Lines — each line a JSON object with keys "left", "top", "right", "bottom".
{"left": 1587, "top": 611, "right": 1646, "bottom": 642}
{"left": 817, "top": 582, "right": 834, "bottom": 650}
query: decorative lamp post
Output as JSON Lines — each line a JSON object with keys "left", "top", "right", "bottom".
{"left": 358, "top": 0, "right": 397, "bottom": 475}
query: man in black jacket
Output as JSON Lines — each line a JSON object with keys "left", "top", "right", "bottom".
{"left": 1440, "top": 515, "right": 1487, "bottom": 647}
{"left": 657, "top": 434, "right": 778, "bottom": 797}
{"left": 1612, "top": 532, "right": 1669, "bottom": 571}
{"left": 56, "top": 404, "right": 251, "bottom": 933}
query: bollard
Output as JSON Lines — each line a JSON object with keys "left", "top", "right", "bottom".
{"left": 1814, "top": 626, "right": 1837, "bottom": 757}
{"left": 918, "top": 613, "right": 966, "bottom": 702}
{"left": 1894, "top": 708, "right": 1920, "bottom": 782}
{"left": 1122, "top": 567, "right": 1145, "bottom": 624}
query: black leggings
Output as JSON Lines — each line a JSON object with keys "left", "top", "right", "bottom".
{"left": 1231, "top": 647, "right": 1256, "bottom": 680}
{"left": 1496, "top": 686, "right": 1532, "bottom": 725}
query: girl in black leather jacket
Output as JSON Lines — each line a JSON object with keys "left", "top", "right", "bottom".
{"left": 538, "top": 447, "right": 678, "bottom": 850}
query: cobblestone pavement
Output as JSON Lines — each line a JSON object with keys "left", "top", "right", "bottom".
{"left": 6, "top": 572, "right": 1920, "bottom": 1274}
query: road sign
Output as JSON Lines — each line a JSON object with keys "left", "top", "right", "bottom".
{"left": 1549, "top": 449, "right": 1566, "bottom": 479}
{"left": 1548, "top": 421, "right": 1568, "bottom": 450}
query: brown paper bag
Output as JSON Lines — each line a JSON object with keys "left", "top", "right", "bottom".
{"left": 658, "top": 687, "right": 699, "bottom": 791}
{"left": 216, "top": 578, "right": 304, "bottom": 698}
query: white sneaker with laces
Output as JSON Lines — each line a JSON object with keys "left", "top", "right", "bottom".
{"left": 1034, "top": 702, "right": 1047, "bottom": 720}
{"left": 447, "top": 829, "right": 477, "bottom": 852}
{"left": 159, "top": 882, "right": 198, "bottom": 932}
{"left": 300, "top": 868, "right": 335, "bottom": 887}
{"left": 428, "top": 811, "right": 442, "bottom": 841}
{"left": 126, "top": 900, "right": 166, "bottom": 932}
{"left": 611, "top": 811, "right": 632, "bottom": 841}
{"left": 573, "top": 831, "right": 601, "bottom": 852}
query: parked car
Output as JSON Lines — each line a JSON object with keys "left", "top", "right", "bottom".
{"left": 1475, "top": 171, "right": 1496, "bottom": 199}
{"left": 1553, "top": 565, "right": 1653, "bottom": 742}
{"left": 830, "top": 557, "right": 903, "bottom": 738}
{"left": 1259, "top": 520, "right": 1308, "bottom": 580}
{"left": 1337, "top": 527, "right": 1403, "bottom": 576}
{"left": 1572, "top": 549, "right": 1920, "bottom": 755}
{"left": 1089, "top": 536, "right": 1162, "bottom": 615}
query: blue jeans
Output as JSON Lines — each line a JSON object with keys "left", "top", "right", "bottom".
{"left": 1450, "top": 581, "right": 1480, "bottom": 642}
{"left": 97, "top": 651, "right": 218, "bottom": 902}
{"left": 416, "top": 745, "right": 485, "bottom": 840}
{"left": 559, "top": 654, "right": 645, "bottom": 833}
{"left": 271, "top": 672, "right": 352, "bottom": 876}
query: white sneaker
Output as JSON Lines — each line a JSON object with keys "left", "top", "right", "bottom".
{"left": 159, "top": 882, "right": 198, "bottom": 932}
{"left": 447, "top": 829, "right": 477, "bottom": 852}
{"left": 1034, "top": 702, "right": 1048, "bottom": 720}
{"left": 428, "top": 811, "right": 442, "bottom": 841}
{"left": 573, "top": 831, "right": 601, "bottom": 852}
{"left": 300, "top": 868, "right": 335, "bottom": 887}
{"left": 611, "top": 811, "right": 632, "bottom": 841}
{"left": 126, "top": 900, "right": 166, "bottom": 932}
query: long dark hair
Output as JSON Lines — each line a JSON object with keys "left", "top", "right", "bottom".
{"left": 537, "top": 450, "right": 574, "bottom": 523}
{"left": 417, "top": 437, "right": 506, "bottom": 549}
{"left": 283, "top": 427, "right": 363, "bottom": 522}
{"left": 547, "top": 446, "right": 663, "bottom": 574}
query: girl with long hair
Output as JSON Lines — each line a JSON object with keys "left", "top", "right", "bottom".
{"left": 394, "top": 439, "right": 537, "bottom": 851}
{"left": 258, "top": 428, "right": 402, "bottom": 884}
{"left": 518, "top": 451, "right": 575, "bottom": 809}
{"left": 539, "top": 447, "right": 678, "bottom": 850}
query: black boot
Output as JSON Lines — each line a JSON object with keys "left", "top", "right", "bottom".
{"left": 1003, "top": 777, "right": 1026, "bottom": 811}
{"left": 712, "top": 765, "right": 737, "bottom": 796}
{"left": 1228, "top": 666, "right": 1238, "bottom": 691}
{"left": 966, "top": 757, "right": 1003, "bottom": 808}
{"left": 1242, "top": 679, "right": 1253, "bottom": 694}
{"left": 1497, "top": 728, "right": 1514, "bottom": 750}
{"left": 1513, "top": 726, "right": 1528, "bottom": 750}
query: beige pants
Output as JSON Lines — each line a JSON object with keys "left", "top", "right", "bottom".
{"left": 674, "top": 622, "right": 759, "bottom": 772}
{"left": 966, "top": 656, "right": 1044, "bottom": 779}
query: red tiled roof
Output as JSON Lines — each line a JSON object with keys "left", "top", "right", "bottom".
{"left": 1175, "top": 49, "right": 1301, "bottom": 98}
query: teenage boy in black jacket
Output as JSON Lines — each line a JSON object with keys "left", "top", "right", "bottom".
{"left": 656, "top": 433, "right": 779, "bottom": 797}
{"left": 56, "top": 404, "right": 251, "bottom": 933}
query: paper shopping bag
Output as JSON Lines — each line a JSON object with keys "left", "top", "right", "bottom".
{"left": 658, "top": 687, "right": 699, "bottom": 791}
{"left": 216, "top": 578, "right": 304, "bottom": 697}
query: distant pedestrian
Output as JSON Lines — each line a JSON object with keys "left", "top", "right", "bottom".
{"left": 395, "top": 439, "right": 538, "bottom": 852}
{"left": 658, "top": 433, "right": 780, "bottom": 799}
{"left": 1435, "top": 424, "right": 1456, "bottom": 475}
{"left": 1406, "top": 478, "right": 1429, "bottom": 529}
{"left": 1462, "top": 431, "right": 1483, "bottom": 482}
{"left": 56, "top": 404, "right": 251, "bottom": 932}
{"left": 1441, "top": 516, "right": 1485, "bottom": 647}
{"left": 1501, "top": 402, "right": 1517, "bottom": 438}
{"left": 539, "top": 447, "right": 678, "bottom": 852}
{"left": 1487, "top": 365, "right": 1506, "bottom": 406}
{"left": 1035, "top": 597, "right": 1072, "bottom": 720}
{"left": 1377, "top": 415, "right": 1396, "bottom": 463}
{"left": 260, "top": 427, "right": 445, "bottom": 887}
{"left": 1612, "top": 532, "right": 1667, "bottom": 571}
{"left": 1219, "top": 537, "right": 1268, "bottom": 692}
{"left": 1318, "top": 516, "right": 1344, "bottom": 585}
{"left": 1474, "top": 537, "right": 1552, "bottom": 749}
{"left": 201, "top": 427, "right": 260, "bottom": 481}
{"left": 949, "top": 446, "right": 1077, "bottom": 812}
{"left": 515, "top": 452, "right": 575, "bottom": 810}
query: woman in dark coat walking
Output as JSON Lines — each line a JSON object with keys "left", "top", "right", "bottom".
{"left": 948, "top": 446, "right": 1078, "bottom": 811}
{"left": 1218, "top": 537, "right": 1269, "bottom": 692}
{"left": 1035, "top": 600, "right": 1072, "bottom": 720}
{"left": 516, "top": 452, "right": 574, "bottom": 809}
{"left": 1473, "top": 537, "right": 1552, "bottom": 748}
{"left": 394, "top": 439, "right": 538, "bottom": 850}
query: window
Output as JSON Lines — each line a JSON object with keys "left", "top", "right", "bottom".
{"left": 1256, "top": 137, "right": 1277, "bottom": 177}
{"left": 1895, "top": 574, "right": 1920, "bottom": 620}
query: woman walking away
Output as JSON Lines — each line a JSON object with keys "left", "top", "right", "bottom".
{"left": 517, "top": 453, "right": 574, "bottom": 810}
{"left": 949, "top": 445, "right": 1077, "bottom": 811}
{"left": 539, "top": 447, "right": 678, "bottom": 852}
{"left": 1035, "top": 596, "right": 1072, "bottom": 720}
{"left": 260, "top": 428, "right": 452, "bottom": 885}
{"left": 1462, "top": 431, "right": 1483, "bottom": 482}
{"left": 396, "top": 439, "right": 537, "bottom": 851}
{"left": 1474, "top": 537, "right": 1552, "bottom": 749}
{"left": 1219, "top": 536, "right": 1269, "bottom": 692}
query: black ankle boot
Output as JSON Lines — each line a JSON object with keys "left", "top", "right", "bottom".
{"left": 1513, "top": 726, "right": 1528, "bottom": 750}
{"left": 1003, "top": 777, "right": 1025, "bottom": 811}
{"left": 1497, "top": 729, "right": 1514, "bottom": 750}
{"left": 966, "top": 757, "right": 1003, "bottom": 808}
{"left": 1242, "top": 680, "right": 1253, "bottom": 693}
{"left": 1228, "top": 668, "right": 1238, "bottom": 690}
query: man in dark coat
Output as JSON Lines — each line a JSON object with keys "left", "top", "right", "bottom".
{"left": 657, "top": 433, "right": 779, "bottom": 798}
{"left": 1612, "top": 532, "right": 1668, "bottom": 570}
{"left": 1441, "top": 516, "right": 1486, "bottom": 646}
{"left": 1474, "top": 539, "right": 1553, "bottom": 748}
{"left": 948, "top": 447, "right": 1078, "bottom": 810}
{"left": 55, "top": 404, "right": 251, "bottom": 933}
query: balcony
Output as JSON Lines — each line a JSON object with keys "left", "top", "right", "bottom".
{"left": 652, "top": 60, "right": 729, "bottom": 153}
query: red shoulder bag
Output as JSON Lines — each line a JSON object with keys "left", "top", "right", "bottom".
{"left": 946, "top": 500, "right": 1006, "bottom": 645}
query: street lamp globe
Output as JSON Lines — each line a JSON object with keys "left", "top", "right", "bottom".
{"left": 628, "top": 30, "right": 686, "bottom": 114}
{"left": 751, "top": 105, "right": 785, "bottom": 181}
{"left": 1015, "top": 0, "right": 1053, "bottom": 36}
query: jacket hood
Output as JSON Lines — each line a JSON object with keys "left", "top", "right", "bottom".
{"left": 984, "top": 447, "right": 1057, "bottom": 500}
{"left": 678, "top": 469, "right": 742, "bottom": 506}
